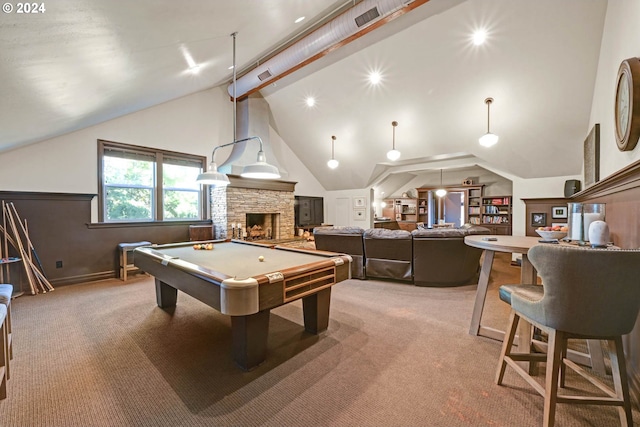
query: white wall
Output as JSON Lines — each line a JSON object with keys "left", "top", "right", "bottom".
{"left": 0, "top": 87, "right": 231, "bottom": 194}
{"left": 511, "top": 174, "right": 581, "bottom": 236}
{"left": 269, "top": 127, "right": 326, "bottom": 197}
{"left": 0, "top": 86, "right": 325, "bottom": 220}
{"left": 324, "top": 188, "right": 373, "bottom": 227}
{"left": 590, "top": 1, "right": 640, "bottom": 179}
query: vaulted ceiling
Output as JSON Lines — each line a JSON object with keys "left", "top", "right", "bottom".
{"left": 0, "top": 0, "right": 607, "bottom": 191}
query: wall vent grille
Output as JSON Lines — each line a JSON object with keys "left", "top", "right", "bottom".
{"left": 355, "top": 7, "right": 381, "bottom": 27}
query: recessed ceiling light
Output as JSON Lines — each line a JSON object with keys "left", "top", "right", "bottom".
{"left": 306, "top": 97, "right": 315, "bottom": 107}
{"left": 472, "top": 29, "right": 487, "bottom": 45}
{"left": 369, "top": 71, "right": 382, "bottom": 85}
{"left": 188, "top": 65, "right": 201, "bottom": 74}
{"left": 295, "top": 16, "right": 305, "bottom": 24}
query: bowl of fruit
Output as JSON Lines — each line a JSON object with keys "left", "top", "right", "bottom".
{"left": 535, "top": 226, "right": 568, "bottom": 241}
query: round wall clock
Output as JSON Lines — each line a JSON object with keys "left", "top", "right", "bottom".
{"left": 615, "top": 57, "right": 640, "bottom": 151}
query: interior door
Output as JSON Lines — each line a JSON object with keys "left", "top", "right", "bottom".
{"left": 335, "top": 197, "right": 350, "bottom": 226}
{"left": 444, "top": 192, "right": 463, "bottom": 227}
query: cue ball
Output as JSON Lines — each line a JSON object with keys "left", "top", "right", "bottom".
{"left": 258, "top": 255, "right": 265, "bottom": 262}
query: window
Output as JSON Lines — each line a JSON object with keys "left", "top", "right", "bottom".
{"left": 98, "top": 140, "right": 207, "bottom": 222}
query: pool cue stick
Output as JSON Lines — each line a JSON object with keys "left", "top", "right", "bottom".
{"left": 9, "top": 203, "right": 46, "bottom": 276}
{"left": 23, "top": 218, "right": 52, "bottom": 292}
{"left": 5, "top": 205, "right": 38, "bottom": 294}
{"left": 0, "top": 203, "right": 4, "bottom": 283}
{"left": 1, "top": 201, "right": 7, "bottom": 282}
{"left": 22, "top": 254, "right": 53, "bottom": 292}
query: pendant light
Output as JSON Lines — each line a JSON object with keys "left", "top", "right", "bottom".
{"left": 479, "top": 97, "right": 499, "bottom": 147}
{"left": 386, "top": 121, "right": 401, "bottom": 161}
{"left": 327, "top": 135, "right": 339, "bottom": 169}
{"left": 435, "top": 169, "right": 447, "bottom": 197}
{"left": 197, "top": 32, "right": 280, "bottom": 185}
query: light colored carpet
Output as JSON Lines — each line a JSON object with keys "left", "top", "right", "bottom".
{"left": 0, "top": 253, "right": 635, "bottom": 426}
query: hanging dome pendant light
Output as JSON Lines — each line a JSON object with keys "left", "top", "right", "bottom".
{"left": 327, "top": 135, "right": 339, "bottom": 169}
{"left": 479, "top": 97, "right": 499, "bottom": 147}
{"left": 387, "top": 121, "right": 401, "bottom": 161}
{"left": 436, "top": 169, "right": 447, "bottom": 197}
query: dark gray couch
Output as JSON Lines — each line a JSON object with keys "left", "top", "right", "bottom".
{"left": 314, "top": 224, "right": 491, "bottom": 286}
{"left": 363, "top": 228, "right": 413, "bottom": 282}
{"left": 411, "top": 225, "right": 491, "bottom": 286}
{"left": 313, "top": 226, "right": 366, "bottom": 279}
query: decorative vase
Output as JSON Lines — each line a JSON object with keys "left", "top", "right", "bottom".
{"left": 568, "top": 203, "right": 606, "bottom": 243}
{"left": 588, "top": 220, "right": 610, "bottom": 248}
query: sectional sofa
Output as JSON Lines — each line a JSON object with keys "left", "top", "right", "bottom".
{"left": 313, "top": 224, "right": 491, "bottom": 286}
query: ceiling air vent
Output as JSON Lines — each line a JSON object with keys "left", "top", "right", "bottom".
{"left": 354, "top": 7, "right": 380, "bottom": 27}
{"left": 257, "top": 69, "right": 273, "bottom": 81}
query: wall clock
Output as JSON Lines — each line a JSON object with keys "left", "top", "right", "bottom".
{"left": 615, "top": 57, "right": 640, "bottom": 151}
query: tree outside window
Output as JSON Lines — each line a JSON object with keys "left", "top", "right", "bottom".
{"left": 99, "top": 140, "right": 207, "bottom": 222}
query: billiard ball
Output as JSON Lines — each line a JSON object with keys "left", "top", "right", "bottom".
{"left": 258, "top": 255, "right": 265, "bottom": 262}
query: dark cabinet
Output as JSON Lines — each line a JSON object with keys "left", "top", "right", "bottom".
{"left": 295, "top": 196, "right": 324, "bottom": 227}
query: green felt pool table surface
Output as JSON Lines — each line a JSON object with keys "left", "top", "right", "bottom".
{"left": 146, "top": 239, "right": 343, "bottom": 280}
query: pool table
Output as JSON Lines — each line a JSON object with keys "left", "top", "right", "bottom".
{"left": 133, "top": 239, "right": 352, "bottom": 370}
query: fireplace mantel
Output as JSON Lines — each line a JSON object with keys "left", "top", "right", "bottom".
{"left": 227, "top": 175, "right": 296, "bottom": 192}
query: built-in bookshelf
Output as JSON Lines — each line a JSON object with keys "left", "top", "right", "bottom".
{"left": 382, "top": 197, "right": 418, "bottom": 230}
{"left": 481, "top": 196, "right": 512, "bottom": 234}
{"left": 467, "top": 187, "right": 483, "bottom": 224}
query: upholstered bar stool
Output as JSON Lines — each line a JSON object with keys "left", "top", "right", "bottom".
{"left": 0, "top": 284, "right": 12, "bottom": 381}
{"left": 495, "top": 245, "right": 640, "bottom": 427}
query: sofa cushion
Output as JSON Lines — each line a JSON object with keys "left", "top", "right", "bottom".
{"left": 363, "top": 228, "right": 412, "bottom": 240}
{"left": 411, "top": 225, "right": 491, "bottom": 238}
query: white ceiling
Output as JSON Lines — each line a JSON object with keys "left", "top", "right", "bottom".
{"left": 0, "top": 0, "right": 607, "bottom": 191}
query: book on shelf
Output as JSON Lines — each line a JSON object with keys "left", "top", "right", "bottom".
{"left": 488, "top": 197, "right": 511, "bottom": 205}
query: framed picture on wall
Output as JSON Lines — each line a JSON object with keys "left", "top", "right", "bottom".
{"left": 583, "top": 123, "right": 600, "bottom": 188}
{"left": 551, "top": 206, "right": 568, "bottom": 219}
{"left": 354, "top": 208, "right": 366, "bottom": 221}
{"left": 531, "top": 212, "right": 547, "bottom": 227}
{"left": 353, "top": 197, "right": 366, "bottom": 208}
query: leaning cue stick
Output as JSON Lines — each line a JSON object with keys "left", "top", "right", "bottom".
{"left": 23, "top": 218, "right": 51, "bottom": 292}
{"left": 5, "top": 205, "right": 38, "bottom": 294}
{"left": 0, "top": 203, "right": 4, "bottom": 283}
{"left": 1, "top": 201, "right": 7, "bottom": 283}
{"left": 10, "top": 203, "right": 52, "bottom": 291}
{"left": 22, "top": 255, "right": 53, "bottom": 292}
{"left": 9, "top": 203, "right": 46, "bottom": 276}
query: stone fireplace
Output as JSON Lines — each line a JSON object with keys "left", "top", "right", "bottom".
{"left": 210, "top": 175, "right": 295, "bottom": 240}
{"left": 245, "top": 213, "right": 280, "bottom": 240}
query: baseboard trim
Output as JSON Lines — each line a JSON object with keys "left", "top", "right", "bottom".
{"left": 49, "top": 271, "right": 117, "bottom": 286}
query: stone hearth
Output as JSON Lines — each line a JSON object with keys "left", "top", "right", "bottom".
{"left": 210, "top": 175, "right": 295, "bottom": 240}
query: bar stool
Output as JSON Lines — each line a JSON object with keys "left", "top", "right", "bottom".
{"left": 118, "top": 241, "right": 151, "bottom": 281}
{"left": 495, "top": 245, "right": 640, "bottom": 427}
{"left": 0, "top": 284, "right": 12, "bottom": 382}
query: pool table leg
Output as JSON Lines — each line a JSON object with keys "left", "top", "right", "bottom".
{"left": 155, "top": 279, "right": 177, "bottom": 307}
{"left": 302, "top": 287, "right": 332, "bottom": 334}
{"left": 231, "top": 310, "right": 270, "bottom": 371}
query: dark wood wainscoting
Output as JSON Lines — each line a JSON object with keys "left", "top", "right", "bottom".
{"left": 0, "top": 191, "right": 209, "bottom": 287}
